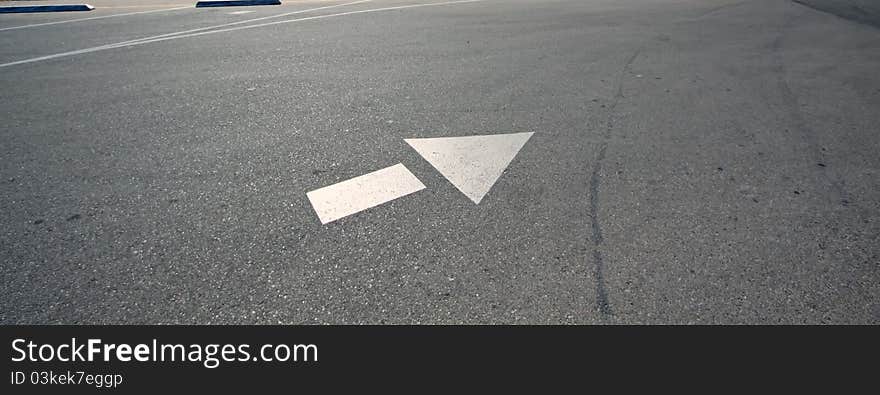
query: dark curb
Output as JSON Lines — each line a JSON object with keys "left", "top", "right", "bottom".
{"left": 0, "top": 4, "right": 94, "bottom": 13}
{"left": 195, "top": 0, "right": 281, "bottom": 8}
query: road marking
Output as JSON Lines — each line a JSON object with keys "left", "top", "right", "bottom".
{"left": 0, "top": 0, "right": 370, "bottom": 66}
{"left": 405, "top": 132, "right": 533, "bottom": 204}
{"left": 106, "top": 0, "right": 371, "bottom": 46}
{"left": 307, "top": 164, "right": 426, "bottom": 224}
{"left": 0, "top": 0, "right": 487, "bottom": 68}
{"left": 0, "top": 6, "right": 192, "bottom": 32}
{"left": 228, "top": 10, "right": 256, "bottom": 14}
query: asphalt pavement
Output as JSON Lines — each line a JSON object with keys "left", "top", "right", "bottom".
{"left": 1, "top": 0, "right": 878, "bottom": 324}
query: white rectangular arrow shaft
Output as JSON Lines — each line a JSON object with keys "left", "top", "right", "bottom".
{"left": 306, "top": 164, "right": 426, "bottom": 224}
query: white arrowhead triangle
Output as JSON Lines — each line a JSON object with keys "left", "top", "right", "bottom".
{"left": 404, "top": 132, "right": 534, "bottom": 204}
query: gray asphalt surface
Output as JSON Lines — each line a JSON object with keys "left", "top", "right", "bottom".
{"left": 1, "top": 0, "right": 878, "bottom": 324}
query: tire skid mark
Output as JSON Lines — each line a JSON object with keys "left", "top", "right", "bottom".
{"left": 771, "top": 12, "right": 852, "bottom": 207}
{"left": 589, "top": 47, "right": 641, "bottom": 320}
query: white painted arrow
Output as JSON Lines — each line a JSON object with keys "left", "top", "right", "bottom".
{"left": 405, "top": 132, "right": 534, "bottom": 204}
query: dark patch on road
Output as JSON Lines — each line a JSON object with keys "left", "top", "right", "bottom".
{"left": 793, "top": 0, "right": 880, "bottom": 29}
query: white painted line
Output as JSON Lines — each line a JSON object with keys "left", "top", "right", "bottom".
{"left": 28, "top": 0, "right": 371, "bottom": 57}
{"left": 0, "top": 6, "right": 192, "bottom": 32}
{"left": 66, "top": 0, "right": 371, "bottom": 49}
{"left": 228, "top": 10, "right": 255, "bottom": 14}
{"left": 0, "top": 0, "right": 487, "bottom": 68}
{"left": 405, "top": 132, "right": 533, "bottom": 204}
{"left": 307, "top": 164, "right": 426, "bottom": 224}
